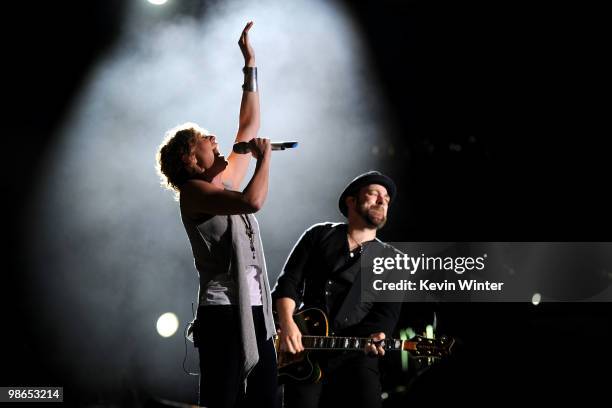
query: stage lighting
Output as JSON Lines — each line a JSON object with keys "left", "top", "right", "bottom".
{"left": 147, "top": 0, "right": 168, "bottom": 6}
{"left": 156, "top": 312, "right": 179, "bottom": 337}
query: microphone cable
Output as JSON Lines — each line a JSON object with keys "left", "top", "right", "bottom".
{"left": 182, "top": 302, "right": 199, "bottom": 376}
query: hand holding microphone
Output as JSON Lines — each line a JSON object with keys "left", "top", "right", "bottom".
{"left": 233, "top": 140, "right": 299, "bottom": 154}
{"left": 243, "top": 138, "right": 272, "bottom": 160}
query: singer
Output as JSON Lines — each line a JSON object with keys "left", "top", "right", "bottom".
{"left": 155, "top": 22, "right": 279, "bottom": 408}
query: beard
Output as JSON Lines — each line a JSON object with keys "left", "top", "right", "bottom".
{"left": 357, "top": 199, "right": 387, "bottom": 229}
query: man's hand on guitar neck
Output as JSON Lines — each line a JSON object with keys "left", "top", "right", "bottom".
{"left": 276, "top": 297, "right": 304, "bottom": 354}
{"left": 365, "top": 332, "right": 386, "bottom": 357}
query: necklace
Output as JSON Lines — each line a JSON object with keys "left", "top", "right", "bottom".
{"left": 347, "top": 234, "right": 364, "bottom": 258}
{"left": 240, "top": 214, "right": 256, "bottom": 260}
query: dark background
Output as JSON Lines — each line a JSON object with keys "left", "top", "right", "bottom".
{"left": 2, "top": 0, "right": 610, "bottom": 405}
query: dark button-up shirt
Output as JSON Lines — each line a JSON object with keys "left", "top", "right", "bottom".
{"left": 272, "top": 222, "right": 402, "bottom": 337}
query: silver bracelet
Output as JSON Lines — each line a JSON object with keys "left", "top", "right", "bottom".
{"left": 242, "top": 66, "right": 257, "bottom": 92}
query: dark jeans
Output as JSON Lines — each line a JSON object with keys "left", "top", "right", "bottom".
{"left": 195, "top": 305, "right": 280, "bottom": 408}
{"left": 283, "top": 352, "right": 382, "bottom": 408}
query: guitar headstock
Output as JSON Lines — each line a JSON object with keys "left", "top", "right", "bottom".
{"left": 407, "top": 335, "right": 455, "bottom": 358}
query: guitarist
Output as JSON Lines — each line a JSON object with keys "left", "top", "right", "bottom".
{"left": 272, "top": 171, "right": 402, "bottom": 408}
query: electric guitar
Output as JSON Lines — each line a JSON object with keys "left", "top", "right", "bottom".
{"left": 273, "top": 308, "right": 455, "bottom": 385}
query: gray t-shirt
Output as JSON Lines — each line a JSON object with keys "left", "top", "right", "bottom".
{"left": 180, "top": 210, "right": 262, "bottom": 306}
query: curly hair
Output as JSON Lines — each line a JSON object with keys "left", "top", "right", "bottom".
{"left": 156, "top": 122, "right": 208, "bottom": 200}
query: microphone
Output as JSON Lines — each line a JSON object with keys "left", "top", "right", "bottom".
{"left": 232, "top": 141, "right": 298, "bottom": 154}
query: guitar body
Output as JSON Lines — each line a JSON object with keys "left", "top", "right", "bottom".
{"left": 275, "top": 308, "right": 329, "bottom": 385}
{"left": 274, "top": 307, "right": 454, "bottom": 386}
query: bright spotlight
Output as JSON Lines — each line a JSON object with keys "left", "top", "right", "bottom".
{"left": 156, "top": 312, "right": 179, "bottom": 337}
{"left": 147, "top": 0, "right": 168, "bottom": 6}
{"left": 532, "top": 293, "right": 542, "bottom": 305}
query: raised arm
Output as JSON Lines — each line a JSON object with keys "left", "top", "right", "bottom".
{"left": 223, "top": 21, "right": 260, "bottom": 190}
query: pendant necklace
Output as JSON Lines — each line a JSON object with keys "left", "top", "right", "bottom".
{"left": 347, "top": 234, "right": 363, "bottom": 258}
{"left": 240, "top": 214, "right": 256, "bottom": 259}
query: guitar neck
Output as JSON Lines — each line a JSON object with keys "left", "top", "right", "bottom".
{"left": 300, "top": 335, "right": 408, "bottom": 351}
{"left": 276, "top": 308, "right": 453, "bottom": 357}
